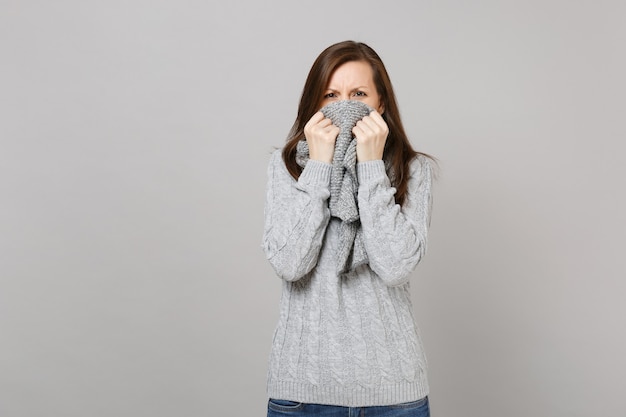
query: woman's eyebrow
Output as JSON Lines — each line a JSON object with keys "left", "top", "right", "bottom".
{"left": 325, "top": 86, "right": 370, "bottom": 91}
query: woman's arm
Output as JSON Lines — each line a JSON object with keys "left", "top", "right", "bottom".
{"left": 262, "top": 150, "right": 332, "bottom": 281}
{"left": 357, "top": 155, "right": 433, "bottom": 286}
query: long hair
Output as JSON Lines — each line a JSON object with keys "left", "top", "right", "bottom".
{"left": 282, "top": 40, "right": 430, "bottom": 206}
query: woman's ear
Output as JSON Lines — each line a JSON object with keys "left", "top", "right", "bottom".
{"left": 378, "top": 102, "right": 385, "bottom": 115}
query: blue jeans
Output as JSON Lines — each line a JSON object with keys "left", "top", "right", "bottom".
{"left": 267, "top": 397, "right": 430, "bottom": 417}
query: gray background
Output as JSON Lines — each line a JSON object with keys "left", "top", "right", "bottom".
{"left": 2, "top": 1, "right": 625, "bottom": 416}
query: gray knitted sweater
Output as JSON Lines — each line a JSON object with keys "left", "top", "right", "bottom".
{"left": 262, "top": 145, "right": 433, "bottom": 407}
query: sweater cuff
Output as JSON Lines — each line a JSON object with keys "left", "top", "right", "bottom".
{"left": 300, "top": 160, "right": 332, "bottom": 185}
{"left": 357, "top": 160, "right": 387, "bottom": 183}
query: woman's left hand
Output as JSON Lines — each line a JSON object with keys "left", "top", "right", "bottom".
{"left": 352, "top": 110, "right": 389, "bottom": 162}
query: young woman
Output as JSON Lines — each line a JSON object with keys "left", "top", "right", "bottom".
{"left": 262, "top": 41, "right": 434, "bottom": 417}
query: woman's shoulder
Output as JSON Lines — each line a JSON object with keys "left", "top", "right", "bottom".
{"left": 409, "top": 153, "right": 435, "bottom": 178}
{"left": 268, "top": 147, "right": 285, "bottom": 166}
{"left": 267, "top": 147, "right": 292, "bottom": 179}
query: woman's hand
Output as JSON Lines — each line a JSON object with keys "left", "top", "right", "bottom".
{"left": 304, "top": 111, "right": 340, "bottom": 164}
{"left": 353, "top": 110, "right": 389, "bottom": 162}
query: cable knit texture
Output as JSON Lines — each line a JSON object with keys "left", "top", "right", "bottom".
{"left": 263, "top": 116, "right": 433, "bottom": 407}
{"left": 296, "top": 100, "right": 373, "bottom": 274}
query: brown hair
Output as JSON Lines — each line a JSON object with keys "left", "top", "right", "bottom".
{"left": 282, "top": 40, "right": 430, "bottom": 206}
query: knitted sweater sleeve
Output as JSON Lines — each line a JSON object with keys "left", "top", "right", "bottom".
{"left": 262, "top": 150, "right": 332, "bottom": 281}
{"left": 357, "top": 155, "right": 433, "bottom": 287}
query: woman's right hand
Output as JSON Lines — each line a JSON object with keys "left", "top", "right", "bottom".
{"left": 304, "top": 111, "right": 339, "bottom": 164}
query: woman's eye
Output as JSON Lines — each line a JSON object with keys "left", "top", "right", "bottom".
{"left": 324, "top": 92, "right": 337, "bottom": 99}
{"left": 353, "top": 91, "right": 366, "bottom": 97}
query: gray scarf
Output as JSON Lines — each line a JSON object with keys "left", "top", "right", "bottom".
{"left": 296, "top": 100, "right": 374, "bottom": 274}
